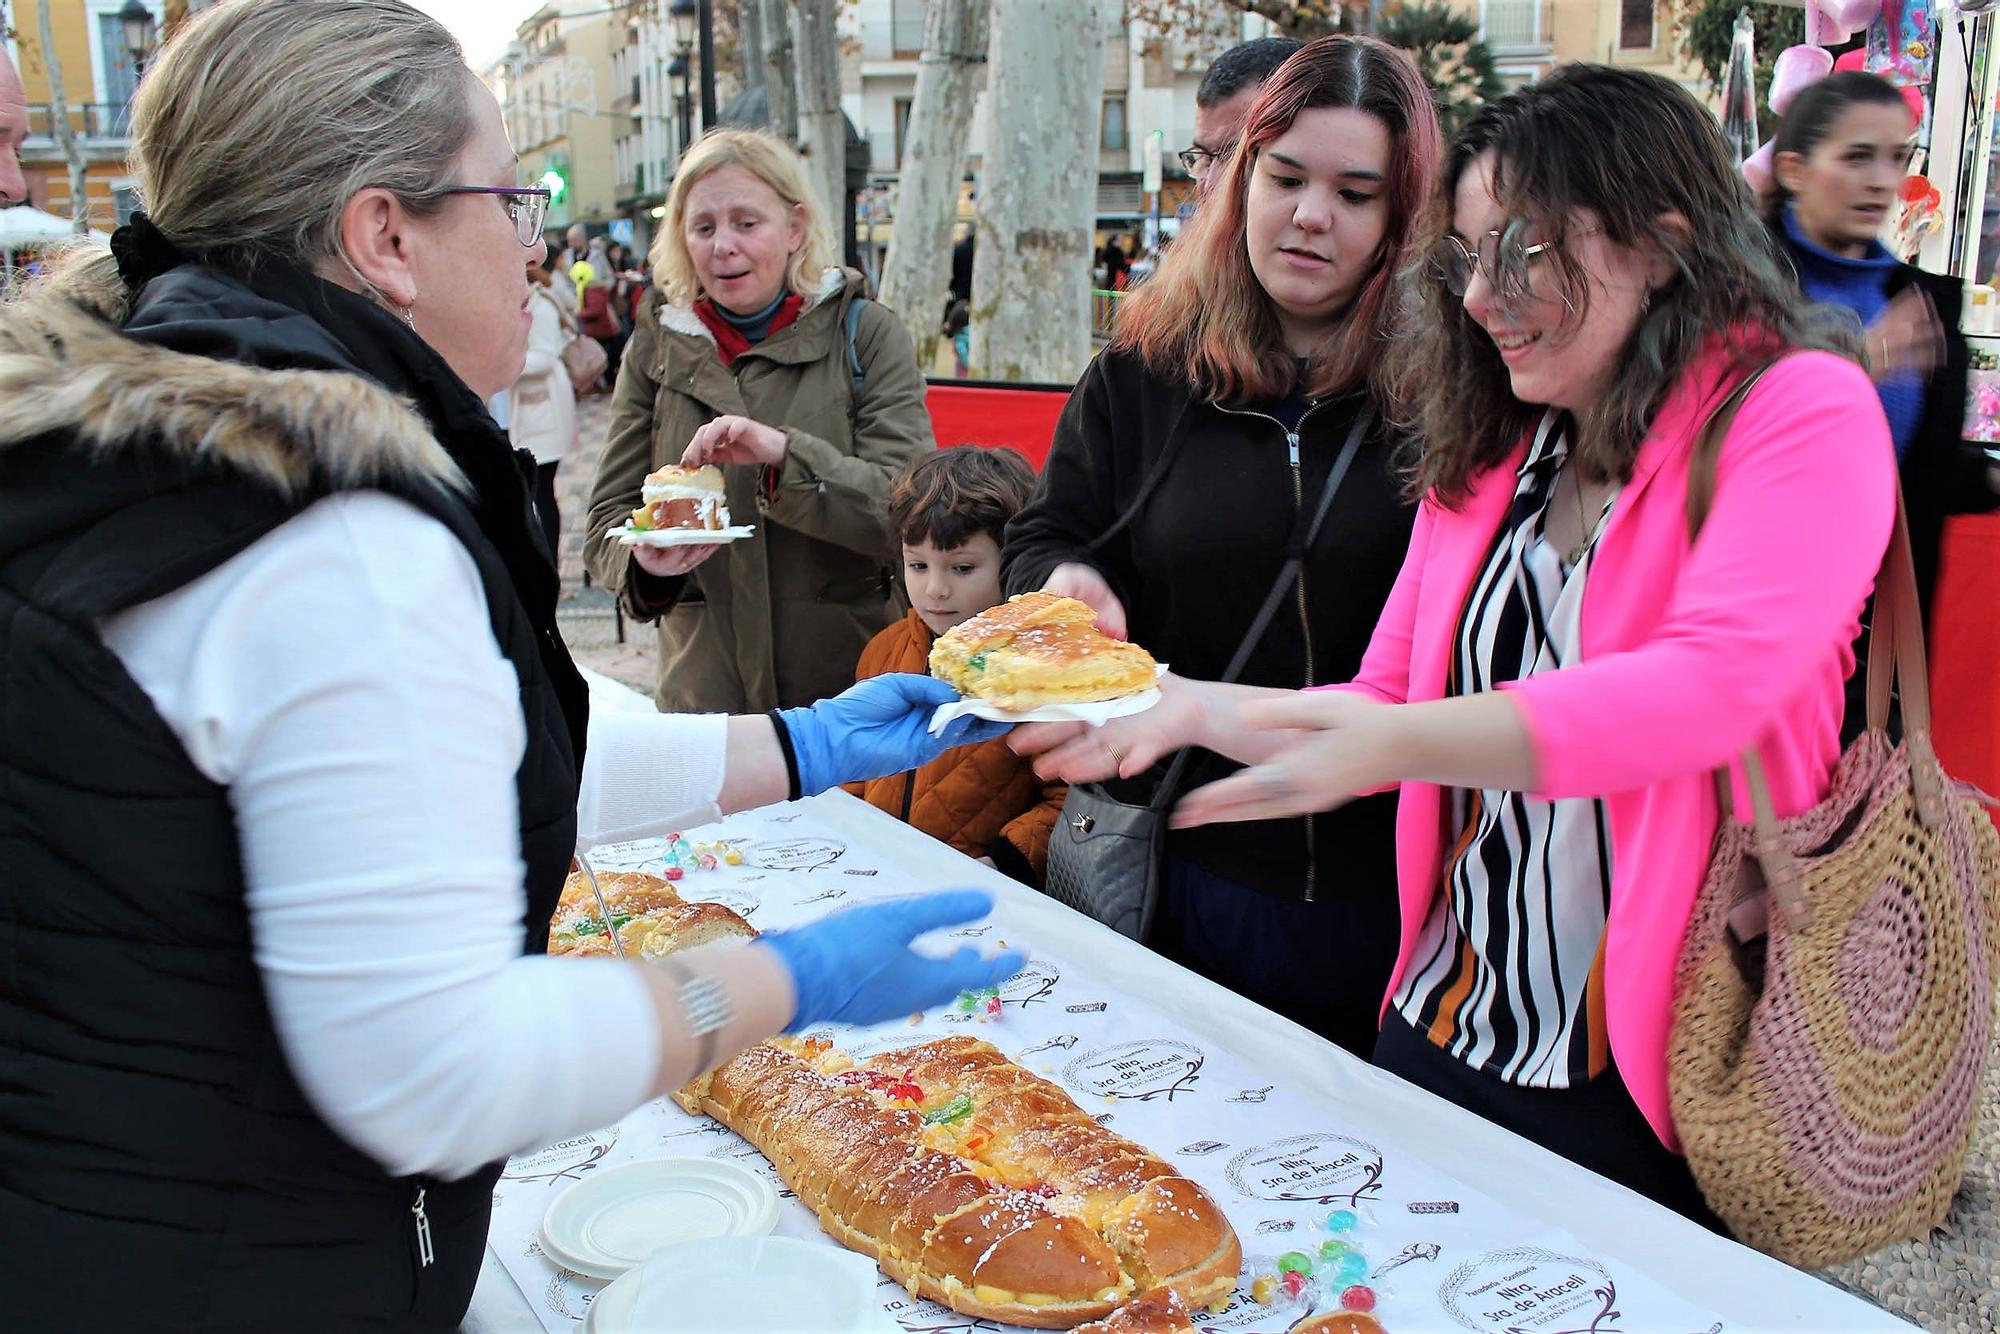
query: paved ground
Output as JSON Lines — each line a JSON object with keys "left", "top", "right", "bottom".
{"left": 551, "top": 392, "right": 659, "bottom": 697}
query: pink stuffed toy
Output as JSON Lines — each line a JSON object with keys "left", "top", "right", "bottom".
{"left": 1771, "top": 44, "right": 1835, "bottom": 112}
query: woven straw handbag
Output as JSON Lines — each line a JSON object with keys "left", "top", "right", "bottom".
{"left": 1667, "top": 368, "right": 2000, "bottom": 1268}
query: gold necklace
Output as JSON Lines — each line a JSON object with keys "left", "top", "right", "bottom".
{"left": 1566, "top": 458, "right": 1594, "bottom": 567}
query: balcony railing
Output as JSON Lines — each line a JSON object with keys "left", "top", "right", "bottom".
{"left": 1479, "top": 0, "right": 1549, "bottom": 50}
{"left": 27, "top": 102, "right": 138, "bottom": 144}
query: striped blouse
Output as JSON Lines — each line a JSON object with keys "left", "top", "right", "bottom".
{"left": 1392, "top": 415, "right": 1620, "bottom": 1089}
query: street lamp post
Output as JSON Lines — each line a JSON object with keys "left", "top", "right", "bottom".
{"left": 118, "top": 0, "right": 157, "bottom": 78}
{"left": 668, "top": 51, "right": 693, "bottom": 154}
{"left": 669, "top": 0, "right": 698, "bottom": 153}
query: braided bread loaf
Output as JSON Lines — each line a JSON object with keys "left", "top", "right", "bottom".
{"left": 550, "top": 869, "right": 1239, "bottom": 1328}
{"left": 677, "top": 1035, "right": 1240, "bottom": 1328}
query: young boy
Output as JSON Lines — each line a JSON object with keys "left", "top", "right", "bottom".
{"left": 844, "top": 447, "right": 1065, "bottom": 884}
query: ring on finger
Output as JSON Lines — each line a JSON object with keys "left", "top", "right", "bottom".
{"left": 1104, "top": 741, "right": 1126, "bottom": 767}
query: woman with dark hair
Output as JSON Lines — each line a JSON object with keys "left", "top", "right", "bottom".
{"left": 1770, "top": 70, "right": 1999, "bottom": 639}
{"left": 1017, "top": 64, "right": 1894, "bottom": 1221}
{"left": 1001, "top": 35, "right": 1441, "bottom": 1056}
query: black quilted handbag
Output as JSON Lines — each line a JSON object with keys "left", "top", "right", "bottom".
{"left": 1043, "top": 408, "right": 1372, "bottom": 939}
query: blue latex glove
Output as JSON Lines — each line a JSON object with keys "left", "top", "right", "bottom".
{"left": 776, "top": 673, "right": 1011, "bottom": 795}
{"left": 759, "top": 890, "right": 1027, "bottom": 1032}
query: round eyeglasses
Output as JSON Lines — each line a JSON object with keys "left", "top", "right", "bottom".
{"left": 440, "top": 185, "right": 553, "bottom": 247}
{"left": 1430, "top": 220, "right": 1599, "bottom": 304}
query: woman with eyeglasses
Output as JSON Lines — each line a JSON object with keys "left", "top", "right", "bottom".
{"left": 1001, "top": 36, "right": 1438, "bottom": 1058}
{"left": 0, "top": 3, "right": 1021, "bottom": 1326}
{"left": 1015, "top": 65, "right": 1893, "bottom": 1221}
{"left": 585, "top": 128, "right": 933, "bottom": 716}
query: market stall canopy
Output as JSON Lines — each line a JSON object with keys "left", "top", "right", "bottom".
{"left": 0, "top": 205, "right": 111, "bottom": 249}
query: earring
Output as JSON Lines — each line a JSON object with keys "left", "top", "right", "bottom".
{"left": 1640, "top": 287, "right": 1652, "bottom": 314}
{"left": 400, "top": 302, "right": 416, "bottom": 329}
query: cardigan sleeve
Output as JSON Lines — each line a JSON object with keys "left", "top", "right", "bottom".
{"left": 1504, "top": 352, "right": 1896, "bottom": 798}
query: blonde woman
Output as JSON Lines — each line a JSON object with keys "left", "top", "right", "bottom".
{"left": 0, "top": 2, "right": 1018, "bottom": 1325}
{"left": 585, "top": 128, "right": 933, "bottom": 714}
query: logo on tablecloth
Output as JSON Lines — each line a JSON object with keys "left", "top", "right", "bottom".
{"left": 997, "top": 959, "right": 1060, "bottom": 1007}
{"left": 882, "top": 1290, "right": 1006, "bottom": 1332}
{"left": 1438, "top": 1247, "right": 1620, "bottom": 1333}
{"left": 501, "top": 1127, "right": 619, "bottom": 1185}
{"left": 675, "top": 887, "right": 760, "bottom": 918}
{"left": 1226, "top": 1133, "right": 1386, "bottom": 1205}
{"left": 743, "top": 837, "right": 845, "bottom": 871}
{"left": 1064, "top": 1039, "right": 1204, "bottom": 1101}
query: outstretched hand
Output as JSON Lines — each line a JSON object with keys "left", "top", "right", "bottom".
{"left": 1170, "top": 691, "right": 1398, "bottom": 828}
{"left": 1009, "top": 671, "right": 1208, "bottom": 783}
{"left": 778, "top": 674, "right": 1011, "bottom": 795}
{"left": 759, "top": 890, "right": 1027, "bottom": 1031}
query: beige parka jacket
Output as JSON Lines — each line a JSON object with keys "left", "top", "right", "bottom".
{"left": 584, "top": 267, "right": 933, "bottom": 713}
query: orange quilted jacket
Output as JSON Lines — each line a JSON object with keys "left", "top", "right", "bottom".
{"left": 843, "top": 609, "right": 1066, "bottom": 884}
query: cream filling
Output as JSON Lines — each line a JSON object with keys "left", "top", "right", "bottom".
{"left": 641, "top": 482, "right": 725, "bottom": 504}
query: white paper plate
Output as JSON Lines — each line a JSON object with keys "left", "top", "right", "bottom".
{"left": 540, "top": 1158, "right": 779, "bottom": 1281}
{"left": 926, "top": 664, "right": 1168, "bottom": 735}
{"left": 588, "top": 1235, "right": 887, "bottom": 1334}
{"left": 606, "top": 524, "right": 756, "bottom": 547}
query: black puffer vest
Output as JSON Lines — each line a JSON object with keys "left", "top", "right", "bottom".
{"left": 0, "top": 254, "right": 586, "bottom": 1329}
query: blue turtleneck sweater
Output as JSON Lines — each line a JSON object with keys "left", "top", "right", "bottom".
{"left": 1782, "top": 210, "right": 1925, "bottom": 459}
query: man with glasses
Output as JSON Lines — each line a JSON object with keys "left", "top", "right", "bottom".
{"left": 1180, "top": 36, "right": 1303, "bottom": 198}
{"left": 0, "top": 46, "right": 28, "bottom": 207}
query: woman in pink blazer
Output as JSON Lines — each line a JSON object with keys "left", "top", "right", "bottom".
{"left": 1015, "top": 65, "right": 1896, "bottom": 1223}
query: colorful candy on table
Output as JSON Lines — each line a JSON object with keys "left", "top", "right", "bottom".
{"left": 1245, "top": 1207, "right": 1384, "bottom": 1329}
{"left": 953, "top": 985, "right": 1004, "bottom": 1021}
{"left": 657, "top": 834, "right": 742, "bottom": 880}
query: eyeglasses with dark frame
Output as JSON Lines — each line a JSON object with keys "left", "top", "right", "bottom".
{"left": 1177, "top": 145, "right": 1228, "bottom": 176}
{"left": 440, "top": 185, "right": 553, "bottom": 247}
{"left": 1430, "top": 220, "right": 1602, "bottom": 305}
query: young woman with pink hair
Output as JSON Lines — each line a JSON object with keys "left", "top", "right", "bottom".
{"left": 1002, "top": 36, "right": 1443, "bottom": 1056}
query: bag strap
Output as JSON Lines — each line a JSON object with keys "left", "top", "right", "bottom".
{"left": 1084, "top": 396, "right": 1198, "bottom": 557}
{"left": 844, "top": 296, "right": 868, "bottom": 398}
{"left": 1687, "top": 360, "right": 1939, "bottom": 939}
{"left": 1147, "top": 407, "right": 1375, "bottom": 812}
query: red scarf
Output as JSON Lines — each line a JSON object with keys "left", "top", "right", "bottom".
{"left": 693, "top": 293, "right": 804, "bottom": 366}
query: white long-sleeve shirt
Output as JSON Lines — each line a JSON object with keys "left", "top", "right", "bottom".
{"left": 98, "top": 490, "right": 729, "bottom": 1179}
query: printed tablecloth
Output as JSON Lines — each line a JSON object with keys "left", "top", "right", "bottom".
{"left": 464, "top": 791, "right": 1914, "bottom": 1334}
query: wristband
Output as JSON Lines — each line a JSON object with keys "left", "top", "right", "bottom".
{"left": 767, "top": 710, "right": 804, "bottom": 801}
{"left": 652, "top": 954, "right": 732, "bottom": 1076}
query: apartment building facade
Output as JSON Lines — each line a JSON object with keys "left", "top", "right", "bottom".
{"left": 8, "top": 0, "right": 165, "bottom": 230}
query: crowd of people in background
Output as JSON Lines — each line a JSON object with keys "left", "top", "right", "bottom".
{"left": 1, "top": 0, "right": 1994, "bottom": 1325}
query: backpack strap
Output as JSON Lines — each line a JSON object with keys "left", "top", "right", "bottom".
{"left": 844, "top": 296, "right": 868, "bottom": 397}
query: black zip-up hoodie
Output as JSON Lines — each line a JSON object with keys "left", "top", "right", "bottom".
{"left": 1002, "top": 346, "right": 1412, "bottom": 907}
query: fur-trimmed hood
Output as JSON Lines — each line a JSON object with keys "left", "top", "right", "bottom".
{"left": 0, "top": 250, "right": 466, "bottom": 505}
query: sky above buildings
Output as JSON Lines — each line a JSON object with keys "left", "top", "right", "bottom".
{"left": 412, "top": 0, "right": 536, "bottom": 70}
